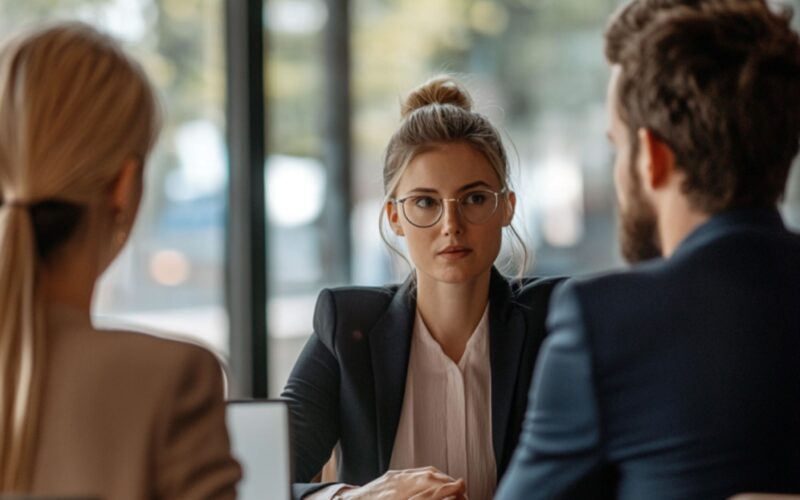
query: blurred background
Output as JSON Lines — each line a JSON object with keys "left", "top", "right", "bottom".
{"left": 3, "top": 0, "right": 799, "bottom": 396}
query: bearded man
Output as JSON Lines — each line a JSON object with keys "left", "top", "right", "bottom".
{"left": 496, "top": 0, "right": 800, "bottom": 498}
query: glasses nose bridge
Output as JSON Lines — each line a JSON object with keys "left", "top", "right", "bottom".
{"left": 439, "top": 196, "right": 464, "bottom": 225}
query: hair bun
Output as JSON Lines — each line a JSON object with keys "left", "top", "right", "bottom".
{"left": 401, "top": 76, "right": 473, "bottom": 118}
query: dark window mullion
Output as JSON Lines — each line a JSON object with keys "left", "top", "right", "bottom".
{"left": 225, "top": 0, "right": 268, "bottom": 398}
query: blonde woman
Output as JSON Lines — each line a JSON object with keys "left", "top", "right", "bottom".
{"left": 282, "top": 77, "right": 564, "bottom": 500}
{"left": 0, "top": 23, "right": 240, "bottom": 498}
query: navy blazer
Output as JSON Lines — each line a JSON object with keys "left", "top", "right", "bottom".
{"left": 281, "top": 268, "right": 563, "bottom": 499}
{"left": 497, "top": 209, "right": 800, "bottom": 500}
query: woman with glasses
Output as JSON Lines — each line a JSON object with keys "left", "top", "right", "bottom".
{"left": 283, "top": 76, "right": 563, "bottom": 500}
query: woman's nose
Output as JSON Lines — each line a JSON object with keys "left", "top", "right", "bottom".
{"left": 440, "top": 199, "right": 463, "bottom": 235}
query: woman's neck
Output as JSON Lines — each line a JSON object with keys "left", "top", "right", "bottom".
{"left": 40, "top": 238, "right": 101, "bottom": 315}
{"left": 415, "top": 268, "right": 492, "bottom": 363}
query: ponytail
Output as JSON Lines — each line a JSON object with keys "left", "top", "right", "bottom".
{"left": 0, "top": 203, "right": 45, "bottom": 490}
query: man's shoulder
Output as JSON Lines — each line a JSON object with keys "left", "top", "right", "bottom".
{"left": 563, "top": 259, "right": 667, "bottom": 299}
{"left": 568, "top": 222, "right": 800, "bottom": 301}
{"left": 547, "top": 260, "right": 680, "bottom": 340}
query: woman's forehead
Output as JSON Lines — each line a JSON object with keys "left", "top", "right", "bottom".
{"left": 398, "top": 143, "right": 501, "bottom": 192}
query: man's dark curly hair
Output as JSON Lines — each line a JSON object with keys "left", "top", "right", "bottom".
{"left": 606, "top": 0, "right": 800, "bottom": 212}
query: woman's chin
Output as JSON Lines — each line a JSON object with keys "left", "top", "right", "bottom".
{"left": 423, "top": 263, "right": 490, "bottom": 286}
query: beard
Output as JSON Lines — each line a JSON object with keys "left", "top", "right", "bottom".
{"left": 618, "top": 180, "right": 662, "bottom": 263}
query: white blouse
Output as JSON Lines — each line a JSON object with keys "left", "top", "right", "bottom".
{"left": 388, "top": 304, "right": 496, "bottom": 500}
{"left": 309, "top": 305, "right": 497, "bottom": 500}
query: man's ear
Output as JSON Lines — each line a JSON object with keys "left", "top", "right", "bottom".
{"left": 385, "top": 201, "right": 404, "bottom": 236}
{"left": 637, "top": 128, "right": 676, "bottom": 191}
{"left": 109, "top": 157, "right": 143, "bottom": 216}
{"left": 502, "top": 191, "right": 516, "bottom": 227}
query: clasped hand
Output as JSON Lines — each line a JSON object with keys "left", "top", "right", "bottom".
{"left": 336, "top": 466, "right": 467, "bottom": 499}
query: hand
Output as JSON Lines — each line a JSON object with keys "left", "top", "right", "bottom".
{"left": 336, "top": 466, "right": 467, "bottom": 500}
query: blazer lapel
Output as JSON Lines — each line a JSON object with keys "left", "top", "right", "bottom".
{"left": 368, "top": 276, "right": 416, "bottom": 473}
{"left": 488, "top": 269, "right": 526, "bottom": 471}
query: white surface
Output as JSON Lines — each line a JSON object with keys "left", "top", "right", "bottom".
{"left": 226, "top": 401, "right": 292, "bottom": 500}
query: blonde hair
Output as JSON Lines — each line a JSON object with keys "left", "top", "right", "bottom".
{"left": 0, "top": 22, "right": 160, "bottom": 490}
{"left": 380, "top": 76, "right": 529, "bottom": 278}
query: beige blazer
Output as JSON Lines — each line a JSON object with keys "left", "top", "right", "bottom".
{"left": 30, "top": 304, "right": 241, "bottom": 500}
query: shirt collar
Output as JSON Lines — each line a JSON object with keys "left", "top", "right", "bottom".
{"left": 413, "top": 303, "right": 490, "bottom": 370}
{"left": 672, "top": 207, "right": 786, "bottom": 260}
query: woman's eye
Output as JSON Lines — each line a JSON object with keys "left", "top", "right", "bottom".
{"left": 413, "top": 196, "right": 439, "bottom": 209}
{"left": 464, "top": 192, "right": 488, "bottom": 205}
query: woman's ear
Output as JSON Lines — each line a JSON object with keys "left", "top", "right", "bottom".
{"left": 502, "top": 191, "right": 516, "bottom": 227}
{"left": 109, "top": 157, "right": 143, "bottom": 221}
{"left": 385, "top": 201, "right": 405, "bottom": 236}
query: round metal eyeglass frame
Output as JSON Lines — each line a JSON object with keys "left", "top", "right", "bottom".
{"left": 392, "top": 188, "right": 508, "bottom": 228}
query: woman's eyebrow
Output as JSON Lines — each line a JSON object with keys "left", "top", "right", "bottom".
{"left": 458, "top": 181, "right": 493, "bottom": 192}
{"left": 403, "top": 181, "right": 493, "bottom": 196}
{"left": 404, "top": 187, "right": 439, "bottom": 194}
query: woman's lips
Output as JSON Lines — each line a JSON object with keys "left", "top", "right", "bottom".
{"left": 437, "top": 246, "right": 472, "bottom": 259}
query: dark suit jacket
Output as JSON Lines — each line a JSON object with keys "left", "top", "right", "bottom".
{"left": 281, "top": 268, "right": 563, "bottom": 499}
{"left": 496, "top": 209, "right": 800, "bottom": 500}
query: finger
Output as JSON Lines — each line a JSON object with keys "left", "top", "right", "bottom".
{"left": 381, "top": 470, "right": 452, "bottom": 498}
{"left": 411, "top": 465, "right": 450, "bottom": 478}
{"left": 409, "top": 479, "right": 465, "bottom": 500}
{"left": 411, "top": 468, "right": 458, "bottom": 484}
{"left": 408, "top": 465, "right": 441, "bottom": 474}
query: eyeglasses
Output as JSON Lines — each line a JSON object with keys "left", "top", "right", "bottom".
{"left": 393, "top": 188, "right": 507, "bottom": 228}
